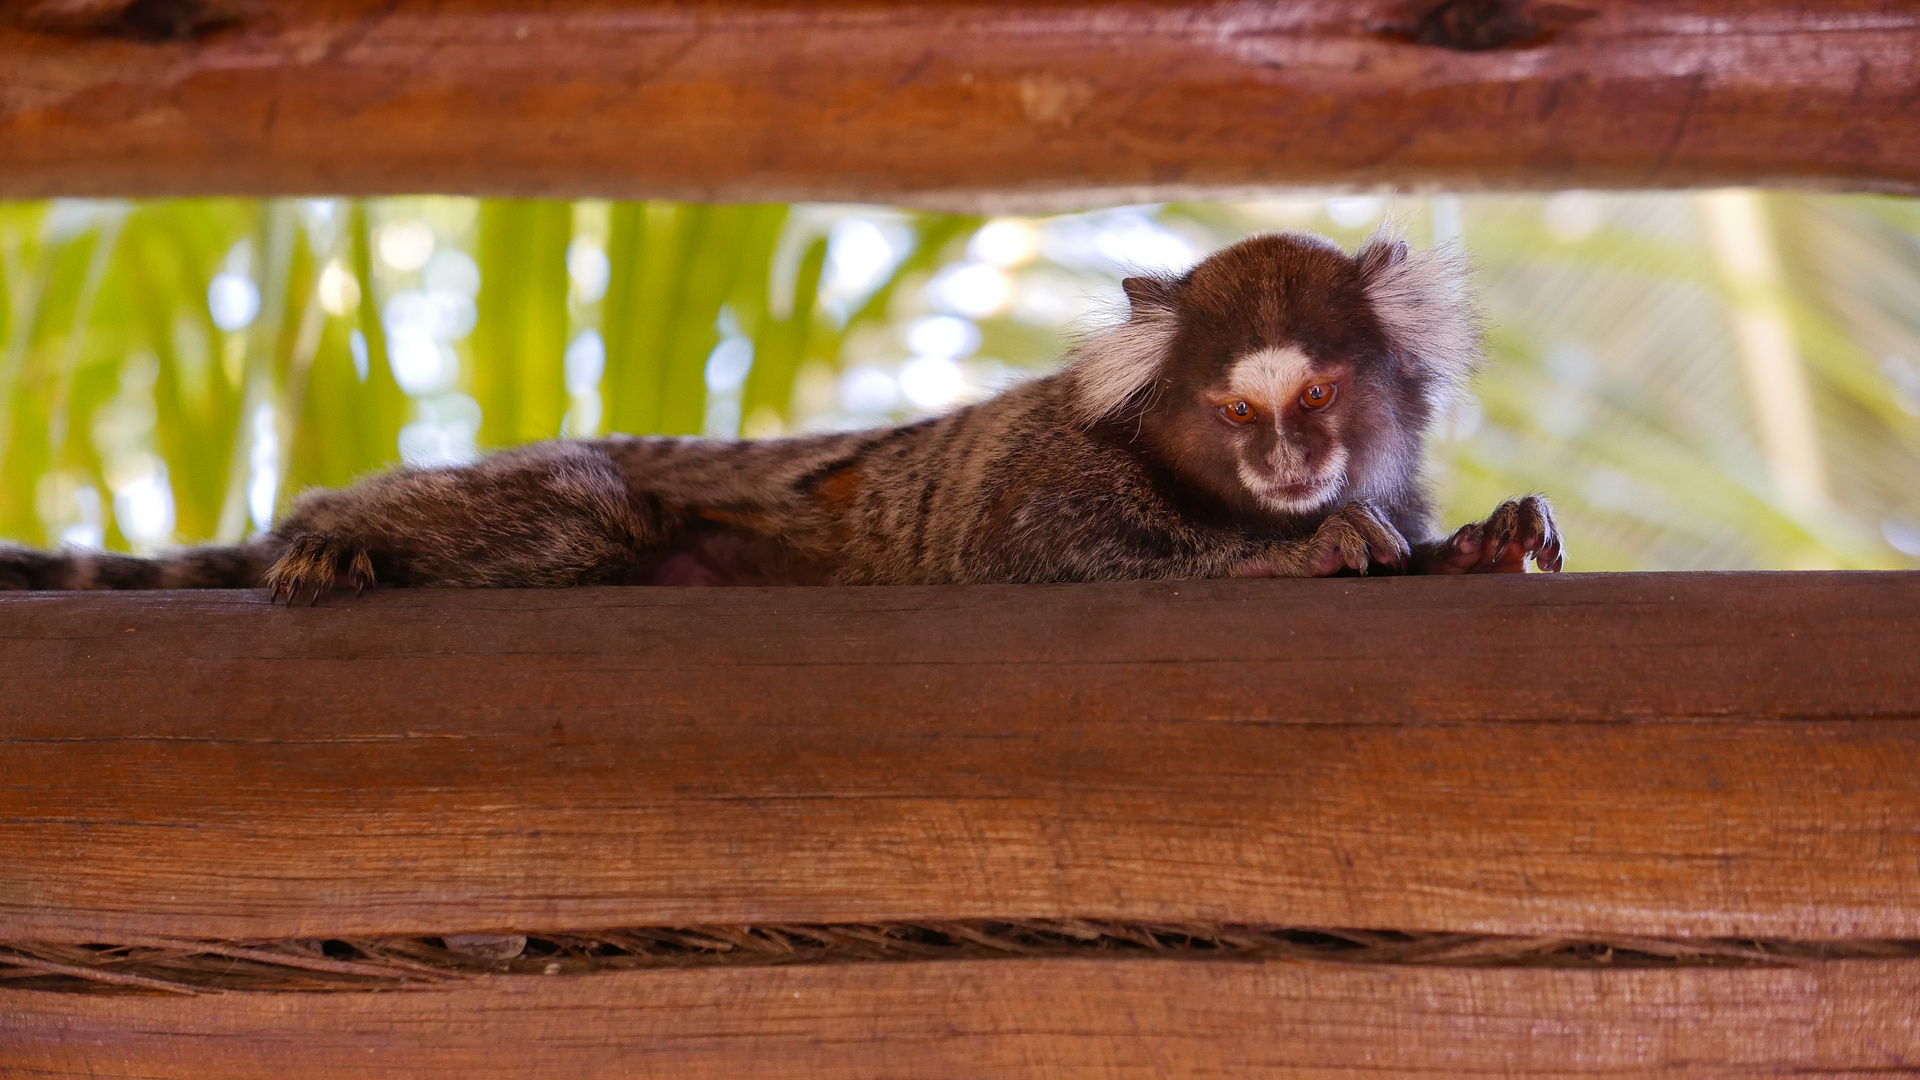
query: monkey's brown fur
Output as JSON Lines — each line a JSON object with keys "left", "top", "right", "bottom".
{"left": 0, "top": 230, "right": 1563, "bottom": 600}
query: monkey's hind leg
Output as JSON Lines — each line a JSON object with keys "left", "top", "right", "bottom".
{"left": 265, "top": 441, "right": 664, "bottom": 604}
{"left": 264, "top": 533, "right": 375, "bottom": 605}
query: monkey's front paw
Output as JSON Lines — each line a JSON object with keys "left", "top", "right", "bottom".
{"left": 264, "top": 532, "right": 375, "bottom": 605}
{"left": 1431, "top": 494, "right": 1564, "bottom": 574}
{"left": 1263, "top": 501, "right": 1410, "bottom": 577}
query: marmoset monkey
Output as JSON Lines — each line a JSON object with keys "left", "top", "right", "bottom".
{"left": 0, "top": 230, "right": 1562, "bottom": 600}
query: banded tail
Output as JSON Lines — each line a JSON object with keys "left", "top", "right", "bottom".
{"left": 0, "top": 541, "right": 277, "bottom": 591}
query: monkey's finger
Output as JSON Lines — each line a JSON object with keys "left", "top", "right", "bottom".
{"left": 1518, "top": 495, "right": 1558, "bottom": 548}
{"left": 1539, "top": 514, "right": 1566, "bottom": 572}
{"left": 1479, "top": 504, "right": 1526, "bottom": 570}
{"left": 1372, "top": 510, "right": 1412, "bottom": 572}
{"left": 1537, "top": 536, "right": 1565, "bottom": 572}
{"left": 1344, "top": 503, "right": 1407, "bottom": 574}
{"left": 1298, "top": 545, "right": 1349, "bottom": 578}
{"left": 1515, "top": 525, "right": 1549, "bottom": 569}
{"left": 1486, "top": 499, "right": 1521, "bottom": 534}
{"left": 1511, "top": 527, "right": 1545, "bottom": 566}
{"left": 1467, "top": 534, "right": 1527, "bottom": 573}
{"left": 349, "top": 549, "right": 376, "bottom": 595}
{"left": 1321, "top": 516, "right": 1372, "bottom": 575}
{"left": 1440, "top": 523, "right": 1484, "bottom": 573}
{"left": 1469, "top": 533, "right": 1526, "bottom": 574}
{"left": 1375, "top": 526, "right": 1411, "bottom": 573}
{"left": 1380, "top": 543, "right": 1410, "bottom": 574}
{"left": 1344, "top": 533, "right": 1372, "bottom": 574}
{"left": 1512, "top": 503, "right": 1545, "bottom": 542}
{"left": 1482, "top": 533, "right": 1514, "bottom": 571}
{"left": 1513, "top": 514, "right": 1549, "bottom": 554}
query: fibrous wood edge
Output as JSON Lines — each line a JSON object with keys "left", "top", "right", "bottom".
{"left": 16, "top": 922, "right": 1918, "bottom": 995}
{"left": 7, "top": 956, "right": 1920, "bottom": 1077}
{"left": 3, "top": 571, "right": 1918, "bottom": 942}
{"left": 3, "top": 1, "right": 1919, "bottom": 201}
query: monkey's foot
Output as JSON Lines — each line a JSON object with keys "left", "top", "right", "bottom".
{"left": 264, "top": 532, "right": 375, "bottom": 605}
{"left": 1422, "top": 494, "right": 1564, "bottom": 575}
{"left": 1242, "top": 500, "right": 1410, "bottom": 578}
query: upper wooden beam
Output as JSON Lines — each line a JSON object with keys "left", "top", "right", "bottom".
{"left": 2, "top": 1, "right": 1918, "bottom": 203}
{"left": 3, "top": 571, "right": 1918, "bottom": 942}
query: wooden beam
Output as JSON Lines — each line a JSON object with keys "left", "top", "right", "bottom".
{"left": 2, "top": 1, "right": 1918, "bottom": 202}
{"left": 2, "top": 572, "right": 1917, "bottom": 942}
{"left": 9, "top": 957, "right": 1920, "bottom": 1077}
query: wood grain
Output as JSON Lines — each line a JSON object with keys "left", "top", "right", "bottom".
{"left": 3, "top": 1, "right": 1919, "bottom": 202}
{"left": 2, "top": 571, "right": 1917, "bottom": 942}
{"left": 8, "top": 957, "right": 1920, "bottom": 1078}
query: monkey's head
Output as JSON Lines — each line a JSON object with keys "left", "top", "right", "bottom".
{"left": 1067, "top": 230, "right": 1479, "bottom": 522}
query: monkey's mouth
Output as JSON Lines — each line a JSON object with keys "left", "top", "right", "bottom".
{"left": 1249, "top": 473, "right": 1341, "bottom": 514}
{"left": 1237, "top": 450, "right": 1347, "bottom": 513}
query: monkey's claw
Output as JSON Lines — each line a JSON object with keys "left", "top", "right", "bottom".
{"left": 263, "top": 532, "right": 375, "bottom": 605}
{"left": 1434, "top": 495, "right": 1565, "bottom": 574}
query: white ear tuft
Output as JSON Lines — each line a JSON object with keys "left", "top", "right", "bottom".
{"left": 1361, "top": 234, "right": 1483, "bottom": 400}
{"left": 1065, "top": 303, "right": 1178, "bottom": 425}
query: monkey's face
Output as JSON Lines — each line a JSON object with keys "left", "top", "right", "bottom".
{"left": 1203, "top": 346, "right": 1352, "bottom": 515}
{"left": 1132, "top": 250, "right": 1401, "bottom": 522}
{"left": 1093, "top": 230, "right": 1460, "bottom": 527}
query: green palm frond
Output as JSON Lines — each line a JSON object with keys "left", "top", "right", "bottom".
{"left": 472, "top": 200, "right": 572, "bottom": 449}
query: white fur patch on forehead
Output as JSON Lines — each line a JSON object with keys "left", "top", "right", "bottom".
{"left": 1227, "top": 346, "right": 1316, "bottom": 405}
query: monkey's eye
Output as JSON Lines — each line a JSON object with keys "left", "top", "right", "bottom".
{"left": 1300, "top": 382, "right": 1338, "bottom": 411}
{"left": 1219, "top": 400, "right": 1256, "bottom": 425}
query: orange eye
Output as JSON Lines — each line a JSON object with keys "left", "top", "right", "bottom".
{"left": 1300, "top": 382, "right": 1337, "bottom": 410}
{"left": 1219, "top": 400, "right": 1256, "bottom": 425}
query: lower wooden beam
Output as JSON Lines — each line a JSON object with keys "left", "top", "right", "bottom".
{"left": 6, "top": 574, "right": 1917, "bottom": 1074}
{"left": 8, "top": 957, "right": 1919, "bottom": 1078}
{"left": 3, "top": 572, "right": 1918, "bottom": 942}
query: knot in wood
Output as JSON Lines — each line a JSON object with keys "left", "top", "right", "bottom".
{"left": 1396, "top": 0, "right": 1592, "bottom": 52}
{"left": 23, "top": 0, "right": 239, "bottom": 42}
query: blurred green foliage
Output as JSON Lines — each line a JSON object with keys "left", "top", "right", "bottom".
{"left": 0, "top": 191, "right": 1915, "bottom": 571}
